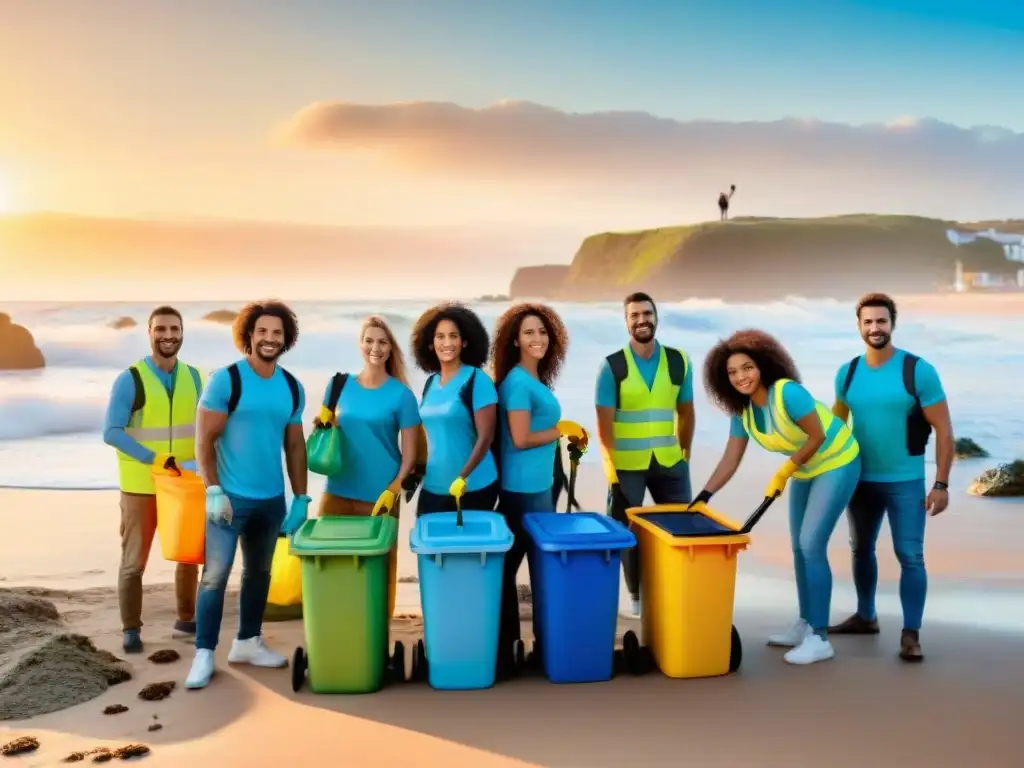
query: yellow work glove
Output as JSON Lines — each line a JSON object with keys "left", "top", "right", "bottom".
{"left": 152, "top": 452, "right": 177, "bottom": 473}
{"left": 557, "top": 419, "right": 586, "bottom": 441}
{"left": 371, "top": 489, "right": 397, "bottom": 517}
{"left": 316, "top": 405, "right": 334, "bottom": 426}
{"left": 448, "top": 476, "right": 467, "bottom": 500}
{"left": 765, "top": 459, "right": 799, "bottom": 498}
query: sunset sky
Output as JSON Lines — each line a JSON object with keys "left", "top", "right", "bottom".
{"left": 0, "top": 0, "right": 1021, "bottom": 234}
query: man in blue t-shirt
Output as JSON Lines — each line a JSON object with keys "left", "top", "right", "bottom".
{"left": 829, "top": 293, "right": 954, "bottom": 662}
{"left": 595, "top": 292, "right": 695, "bottom": 617}
{"left": 185, "top": 301, "right": 310, "bottom": 690}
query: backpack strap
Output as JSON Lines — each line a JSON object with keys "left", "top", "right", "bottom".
{"left": 226, "top": 363, "right": 242, "bottom": 415}
{"left": 421, "top": 374, "right": 436, "bottom": 402}
{"left": 185, "top": 364, "right": 203, "bottom": 394}
{"left": 326, "top": 373, "right": 349, "bottom": 413}
{"left": 664, "top": 346, "right": 687, "bottom": 387}
{"left": 128, "top": 365, "right": 146, "bottom": 413}
{"left": 606, "top": 350, "right": 628, "bottom": 409}
{"left": 841, "top": 356, "right": 861, "bottom": 399}
{"left": 280, "top": 367, "right": 301, "bottom": 419}
{"left": 459, "top": 368, "right": 477, "bottom": 420}
{"left": 902, "top": 353, "right": 920, "bottom": 401}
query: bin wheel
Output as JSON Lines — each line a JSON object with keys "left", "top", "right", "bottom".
{"left": 411, "top": 639, "right": 428, "bottom": 683}
{"left": 514, "top": 640, "right": 526, "bottom": 672}
{"left": 291, "top": 647, "right": 306, "bottom": 693}
{"left": 729, "top": 625, "right": 742, "bottom": 673}
{"left": 391, "top": 640, "right": 406, "bottom": 684}
{"left": 612, "top": 649, "right": 626, "bottom": 677}
{"left": 622, "top": 630, "right": 645, "bottom": 676}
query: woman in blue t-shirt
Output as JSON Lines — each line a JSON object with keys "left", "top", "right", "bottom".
{"left": 314, "top": 315, "right": 421, "bottom": 617}
{"left": 692, "top": 329, "right": 861, "bottom": 667}
{"left": 489, "top": 302, "right": 572, "bottom": 676}
{"left": 410, "top": 302, "right": 499, "bottom": 514}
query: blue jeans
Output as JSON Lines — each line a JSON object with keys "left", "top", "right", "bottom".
{"left": 194, "top": 493, "right": 286, "bottom": 651}
{"left": 846, "top": 479, "right": 927, "bottom": 631}
{"left": 788, "top": 457, "right": 861, "bottom": 636}
{"left": 607, "top": 458, "right": 692, "bottom": 600}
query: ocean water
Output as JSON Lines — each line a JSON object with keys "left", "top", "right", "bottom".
{"left": 0, "top": 297, "right": 1021, "bottom": 490}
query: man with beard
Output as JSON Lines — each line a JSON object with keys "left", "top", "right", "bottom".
{"left": 595, "top": 292, "right": 695, "bottom": 616}
{"left": 829, "top": 292, "right": 953, "bottom": 662}
{"left": 103, "top": 306, "right": 202, "bottom": 653}
{"left": 185, "top": 300, "right": 310, "bottom": 690}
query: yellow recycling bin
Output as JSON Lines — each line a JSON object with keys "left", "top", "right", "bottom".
{"left": 624, "top": 503, "right": 753, "bottom": 679}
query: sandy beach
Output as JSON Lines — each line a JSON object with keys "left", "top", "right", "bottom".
{"left": 2, "top": 449, "right": 1023, "bottom": 766}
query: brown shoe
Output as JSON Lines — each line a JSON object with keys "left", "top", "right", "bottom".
{"left": 827, "top": 613, "right": 880, "bottom": 635}
{"left": 899, "top": 629, "right": 924, "bottom": 662}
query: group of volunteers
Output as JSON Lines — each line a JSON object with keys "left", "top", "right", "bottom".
{"left": 102, "top": 289, "right": 953, "bottom": 690}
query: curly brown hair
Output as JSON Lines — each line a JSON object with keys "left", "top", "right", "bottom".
{"left": 490, "top": 302, "right": 569, "bottom": 388}
{"left": 703, "top": 329, "right": 801, "bottom": 416}
{"left": 231, "top": 300, "right": 299, "bottom": 355}
{"left": 410, "top": 302, "right": 490, "bottom": 373}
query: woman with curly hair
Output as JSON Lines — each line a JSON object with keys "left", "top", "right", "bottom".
{"left": 314, "top": 315, "right": 421, "bottom": 618}
{"left": 489, "top": 302, "right": 575, "bottom": 675}
{"left": 693, "top": 329, "right": 861, "bottom": 666}
{"left": 410, "top": 302, "right": 499, "bottom": 513}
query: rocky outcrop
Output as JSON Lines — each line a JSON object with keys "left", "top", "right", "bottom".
{"left": 201, "top": 309, "right": 238, "bottom": 325}
{"left": 107, "top": 316, "right": 137, "bottom": 330}
{"left": 509, "top": 265, "right": 570, "bottom": 298}
{"left": 0, "top": 313, "right": 44, "bottom": 370}
{"left": 955, "top": 437, "right": 989, "bottom": 459}
{"left": 967, "top": 460, "right": 1024, "bottom": 498}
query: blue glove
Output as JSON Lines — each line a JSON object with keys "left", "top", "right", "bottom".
{"left": 281, "top": 494, "right": 311, "bottom": 536}
{"left": 206, "top": 485, "right": 233, "bottom": 526}
{"left": 180, "top": 459, "right": 198, "bottom": 473}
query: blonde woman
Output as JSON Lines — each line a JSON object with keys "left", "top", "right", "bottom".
{"left": 315, "top": 316, "right": 421, "bottom": 612}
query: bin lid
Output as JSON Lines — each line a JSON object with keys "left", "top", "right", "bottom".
{"left": 410, "top": 511, "right": 513, "bottom": 555}
{"left": 633, "top": 511, "right": 735, "bottom": 537}
{"left": 290, "top": 515, "right": 397, "bottom": 558}
{"left": 522, "top": 512, "right": 635, "bottom": 552}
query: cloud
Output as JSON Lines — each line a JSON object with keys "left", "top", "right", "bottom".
{"left": 274, "top": 99, "right": 1024, "bottom": 220}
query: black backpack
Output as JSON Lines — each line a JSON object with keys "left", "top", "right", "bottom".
{"left": 605, "top": 346, "right": 688, "bottom": 408}
{"left": 840, "top": 352, "right": 932, "bottom": 456}
{"left": 128, "top": 362, "right": 203, "bottom": 413}
{"left": 417, "top": 369, "right": 578, "bottom": 511}
{"left": 225, "top": 362, "right": 302, "bottom": 420}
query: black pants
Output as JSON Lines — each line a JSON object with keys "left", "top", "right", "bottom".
{"left": 416, "top": 482, "right": 498, "bottom": 515}
{"left": 606, "top": 458, "right": 692, "bottom": 599}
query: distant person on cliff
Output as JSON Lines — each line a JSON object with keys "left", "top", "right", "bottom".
{"left": 185, "top": 300, "right": 310, "bottom": 690}
{"left": 313, "top": 314, "right": 421, "bottom": 619}
{"left": 718, "top": 184, "right": 736, "bottom": 220}
{"left": 828, "top": 292, "right": 953, "bottom": 662}
{"left": 411, "top": 302, "right": 500, "bottom": 514}
{"left": 692, "top": 329, "right": 861, "bottom": 665}
{"left": 595, "top": 292, "right": 695, "bottom": 617}
{"left": 102, "top": 305, "right": 202, "bottom": 654}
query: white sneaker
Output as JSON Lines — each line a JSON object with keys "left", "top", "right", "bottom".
{"left": 185, "top": 649, "right": 216, "bottom": 689}
{"left": 631, "top": 597, "right": 641, "bottom": 617}
{"left": 227, "top": 635, "right": 287, "bottom": 668}
{"left": 784, "top": 633, "right": 835, "bottom": 665}
{"left": 767, "top": 618, "right": 811, "bottom": 647}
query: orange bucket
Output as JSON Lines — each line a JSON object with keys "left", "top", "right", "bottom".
{"left": 153, "top": 469, "right": 207, "bottom": 565}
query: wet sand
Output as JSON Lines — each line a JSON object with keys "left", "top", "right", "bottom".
{"left": 1, "top": 450, "right": 1022, "bottom": 766}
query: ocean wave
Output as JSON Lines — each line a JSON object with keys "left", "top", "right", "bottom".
{"left": 0, "top": 394, "right": 107, "bottom": 440}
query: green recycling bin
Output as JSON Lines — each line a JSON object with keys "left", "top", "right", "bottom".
{"left": 289, "top": 514, "right": 401, "bottom": 694}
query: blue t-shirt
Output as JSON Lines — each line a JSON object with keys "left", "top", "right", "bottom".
{"left": 419, "top": 365, "right": 499, "bottom": 494}
{"left": 199, "top": 360, "right": 305, "bottom": 500}
{"left": 595, "top": 341, "right": 693, "bottom": 408}
{"left": 324, "top": 375, "right": 421, "bottom": 503}
{"left": 730, "top": 380, "right": 853, "bottom": 465}
{"left": 834, "top": 349, "right": 945, "bottom": 483}
{"left": 102, "top": 357, "right": 203, "bottom": 465}
{"left": 498, "top": 365, "right": 563, "bottom": 494}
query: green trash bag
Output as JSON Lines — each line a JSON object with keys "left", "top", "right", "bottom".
{"left": 306, "top": 423, "right": 342, "bottom": 476}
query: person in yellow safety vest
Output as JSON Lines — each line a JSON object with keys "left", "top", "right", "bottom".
{"left": 594, "top": 292, "right": 696, "bottom": 617}
{"left": 692, "top": 329, "right": 861, "bottom": 666}
{"left": 101, "top": 306, "right": 203, "bottom": 655}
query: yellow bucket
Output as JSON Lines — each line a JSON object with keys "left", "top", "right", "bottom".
{"left": 625, "top": 504, "right": 749, "bottom": 678}
{"left": 153, "top": 469, "right": 206, "bottom": 565}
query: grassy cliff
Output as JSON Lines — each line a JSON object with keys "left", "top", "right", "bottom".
{"left": 557, "top": 214, "right": 1022, "bottom": 301}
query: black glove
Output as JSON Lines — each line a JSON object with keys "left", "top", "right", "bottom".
{"left": 686, "top": 489, "right": 713, "bottom": 510}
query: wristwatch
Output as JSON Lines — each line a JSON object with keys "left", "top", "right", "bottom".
{"left": 933, "top": 480, "right": 948, "bottom": 491}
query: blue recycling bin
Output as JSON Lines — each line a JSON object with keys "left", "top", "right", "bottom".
{"left": 411, "top": 510, "right": 514, "bottom": 690}
{"left": 523, "top": 512, "right": 636, "bottom": 684}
